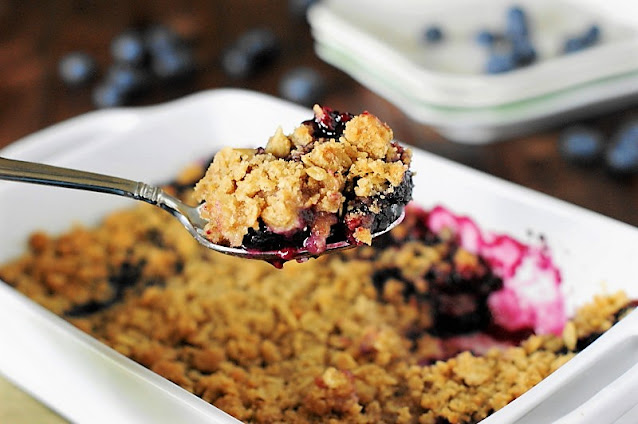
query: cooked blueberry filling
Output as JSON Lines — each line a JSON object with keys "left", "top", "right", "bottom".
{"left": 302, "top": 106, "right": 353, "bottom": 139}
{"left": 65, "top": 260, "right": 145, "bottom": 317}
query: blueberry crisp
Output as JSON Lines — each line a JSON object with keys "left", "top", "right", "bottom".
{"left": 193, "top": 105, "right": 413, "bottom": 256}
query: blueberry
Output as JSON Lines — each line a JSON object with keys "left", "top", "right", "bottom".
{"left": 564, "top": 37, "right": 586, "bottom": 54}
{"left": 105, "top": 63, "right": 152, "bottom": 94}
{"left": 222, "top": 28, "right": 280, "bottom": 78}
{"left": 288, "top": 0, "right": 319, "bottom": 19}
{"left": 618, "top": 123, "right": 638, "bottom": 141}
{"left": 564, "top": 24, "right": 601, "bottom": 54}
{"left": 58, "top": 52, "right": 97, "bottom": 86}
{"left": 279, "top": 67, "right": 325, "bottom": 106}
{"left": 111, "top": 30, "right": 147, "bottom": 65}
{"left": 506, "top": 6, "right": 529, "bottom": 38}
{"left": 476, "top": 30, "right": 497, "bottom": 47}
{"left": 144, "top": 24, "right": 181, "bottom": 54}
{"left": 606, "top": 123, "right": 638, "bottom": 174}
{"left": 512, "top": 37, "right": 536, "bottom": 66}
{"left": 606, "top": 142, "right": 638, "bottom": 174}
{"left": 583, "top": 24, "right": 601, "bottom": 45}
{"left": 424, "top": 25, "right": 444, "bottom": 43}
{"left": 151, "top": 47, "right": 195, "bottom": 80}
{"left": 485, "top": 51, "right": 517, "bottom": 74}
{"left": 91, "top": 83, "right": 127, "bottom": 108}
{"left": 221, "top": 47, "right": 254, "bottom": 79}
{"left": 558, "top": 126, "right": 604, "bottom": 164}
{"left": 236, "top": 28, "right": 280, "bottom": 63}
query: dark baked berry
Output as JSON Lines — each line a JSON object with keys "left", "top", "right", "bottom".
{"left": 302, "top": 106, "right": 353, "bottom": 139}
{"left": 371, "top": 267, "right": 403, "bottom": 297}
{"left": 65, "top": 261, "right": 144, "bottom": 316}
{"left": 576, "top": 332, "right": 602, "bottom": 351}
{"left": 242, "top": 221, "right": 311, "bottom": 251}
{"left": 58, "top": 52, "right": 97, "bottom": 86}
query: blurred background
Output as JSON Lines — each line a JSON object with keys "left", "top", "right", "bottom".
{"left": 1, "top": 0, "right": 638, "bottom": 421}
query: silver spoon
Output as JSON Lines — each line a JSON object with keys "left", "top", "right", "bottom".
{"left": 0, "top": 156, "right": 404, "bottom": 263}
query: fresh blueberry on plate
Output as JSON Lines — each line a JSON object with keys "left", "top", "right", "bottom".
{"left": 58, "top": 52, "right": 97, "bottom": 86}
{"left": 476, "top": 30, "right": 497, "bottom": 47}
{"left": 583, "top": 24, "right": 601, "bottom": 45}
{"left": 424, "top": 25, "right": 444, "bottom": 43}
{"left": 558, "top": 126, "right": 604, "bottom": 165}
{"left": 506, "top": 6, "right": 529, "bottom": 38}
{"left": 512, "top": 37, "right": 537, "bottom": 66}
{"left": 564, "top": 24, "right": 601, "bottom": 54}
{"left": 485, "top": 51, "right": 517, "bottom": 74}
{"left": 279, "top": 67, "right": 325, "bottom": 106}
{"left": 564, "top": 37, "right": 586, "bottom": 54}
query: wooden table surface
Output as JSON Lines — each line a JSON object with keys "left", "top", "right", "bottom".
{"left": 1, "top": 1, "right": 638, "bottom": 422}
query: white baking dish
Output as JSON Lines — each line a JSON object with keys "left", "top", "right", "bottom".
{"left": 1, "top": 89, "right": 638, "bottom": 423}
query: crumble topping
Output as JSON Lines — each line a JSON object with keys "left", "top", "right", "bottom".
{"left": 193, "top": 105, "right": 412, "bottom": 252}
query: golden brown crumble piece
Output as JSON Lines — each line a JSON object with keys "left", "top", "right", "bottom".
{"left": 194, "top": 104, "right": 413, "bottom": 256}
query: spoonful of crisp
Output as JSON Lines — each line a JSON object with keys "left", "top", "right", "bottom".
{"left": 0, "top": 105, "right": 413, "bottom": 267}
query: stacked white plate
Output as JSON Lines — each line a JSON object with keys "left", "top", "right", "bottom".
{"left": 308, "top": 0, "right": 638, "bottom": 143}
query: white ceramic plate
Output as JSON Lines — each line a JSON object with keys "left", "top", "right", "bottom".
{"left": 1, "top": 89, "right": 638, "bottom": 423}
{"left": 308, "top": 0, "right": 638, "bottom": 143}
{"left": 314, "top": 41, "right": 638, "bottom": 143}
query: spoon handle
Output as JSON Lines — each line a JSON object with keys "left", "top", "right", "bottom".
{"left": 0, "top": 156, "right": 163, "bottom": 204}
